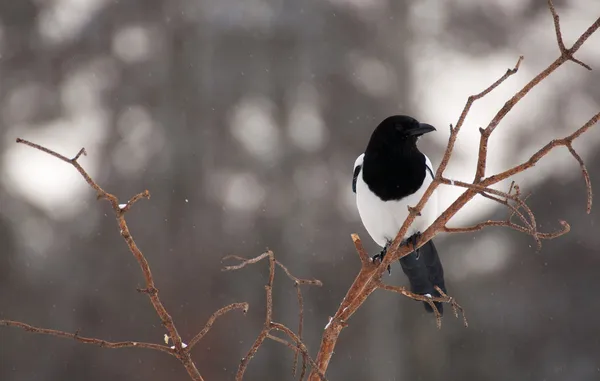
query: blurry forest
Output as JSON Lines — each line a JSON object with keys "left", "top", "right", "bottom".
{"left": 1, "top": 0, "right": 600, "bottom": 380}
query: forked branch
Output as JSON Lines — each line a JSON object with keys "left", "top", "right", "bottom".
{"left": 309, "top": 2, "right": 599, "bottom": 379}
{"left": 7, "top": 139, "right": 249, "bottom": 381}
{"left": 222, "top": 251, "right": 323, "bottom": 380}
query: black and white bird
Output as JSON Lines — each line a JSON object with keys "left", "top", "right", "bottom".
{"left": 352, "top": 115, "right": 447, "bottom": 314}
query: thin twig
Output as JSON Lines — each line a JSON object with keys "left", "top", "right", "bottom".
{"left": 441, "top": 178, "right": 544, "bottom": 249}
{"left": 566, "top": 143, "right": 593, "bottom": 213}
{"left": 276, "top": 262, "right": 323, "bottom": 287}
{"left": 478, "top": 189, "right": 533, "bottom": 230}
{"left": 270, "top": 322, "right": 327, "bottom": 381}
{"left": 264, "top": 334, "right": 309, "bottom": 381}
{"left": 188, "top": 303, "right": 249, "bottom": 350}
{"left": 0, "top": 320, "right": 174, "bottom": 355}
{"left": 352, "top": 233, "right": 372, "bottom": 266}
{"left": 443, "top": 219, "right": 570, "bottom": 240}
{"left": 547, "top": 0, "right": 593, "bottom": 70}
{"left": 235, "top": 251, "right": 275, "bottom": 380}
{"left": 375, "top": 283, "right": 468, "bottom": 329}
{"left": 292, "top": 283, "right": 304, "bottom": 377}
{"left": 223, "top": 251, "right": 321, "bottom": 380}
{"left": 14, "top": 139, "right": 200, "bottom": 380}
{"left": 473, "top": 8, "right": 599, "bottom": 182}
{"left": 483, "top": 112, "right": 600, "bottom": 197}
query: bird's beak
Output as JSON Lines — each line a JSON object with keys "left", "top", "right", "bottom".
{"left": 406, "top": 123, "right": 436, "bottom": 137}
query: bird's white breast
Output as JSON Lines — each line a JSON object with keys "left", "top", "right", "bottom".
{"left": 355, "top": 156, "right": 438, "bottom": 247}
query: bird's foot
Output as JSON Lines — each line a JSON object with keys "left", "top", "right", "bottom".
{"left": 406, "top": 232, "right": 422, "bottom": 259}
{"left": 371, "top": 243, "right": 392, "bottom": 275}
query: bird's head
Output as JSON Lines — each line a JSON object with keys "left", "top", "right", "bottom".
{"left": 368, "top": 115, "right": 436, "bottom": 151}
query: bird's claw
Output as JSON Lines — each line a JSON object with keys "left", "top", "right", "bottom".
{"left": 371, "top": 248, "right": 391, "bottom": 275}
{"left": 408, "top": 232, "right": 422, "bottom": 259}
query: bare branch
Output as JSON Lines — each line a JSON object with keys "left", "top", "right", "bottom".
{"left": 443, "top": 219, "right": 570, "bottom": 240}
{"left": 473, "top": 9, "right": 600, "bottom": 182}
{"left": 188, "top": 303, "right": 249, "bottom": 350}
{"left": 439, "top": 55, "right": 524, "bottom": 179}
{"left": 566, "top": 143, "right": 593, "bottom": 213}
{"left": 235, "top": 251, "right": 275, "bottom": 380}
{"left": 270, "top": 322, "right": 327, "bottom": 381}
{"left": 222, "top": 252, "right": 271, "bottom": 271}
{"left": 16, "top": 138, "right": 117, "bottom": 206}
{"left": 483, "top": 112, "right": 600, "bottom": 195}
{"left": 351, "top": 233, "right": 371, "bottom": 266}
{"left": 0, "top": 320, "right": 174, "bottom": 356}
{"left": 435, "top": 287, "right": 469, "bottom": 328}
{"left": 14, "top": 139, "right": 201, "bottom": 381}
{"left": 293, "top": 283, "right": 304, "bottom": 377}
{"left": 375, "top": 283, "right": 468, "bottom": 329}
{"left": 441, "top": 178, "right": 543, "bottom": 248}
{"left": 276, "top": 262, "right": 323, "bottom": 287}
{"left": 223, "top": 251, "right": 321, "bottom": 380}
{"left": 119, "top": 190, "right": 151, "bottom": 213}
{"left": 547, "top": 0, "right": 592, "bottom": 70}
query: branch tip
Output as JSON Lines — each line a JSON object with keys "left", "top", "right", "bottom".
{"left": 548, "top": 0, "right": 593, "bottom": 70}
{"left": 566, "top": 144, "right": 593, "bottom": 213}
{"left": 72, "top": 148, "right": 87, "bottom": 161}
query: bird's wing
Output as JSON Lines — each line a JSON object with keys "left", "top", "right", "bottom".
{"left": 352, "top": 153, "right": 365, "bottom": 193}
{"left": 424, "top": 154, "right": 435, "bottom": 180}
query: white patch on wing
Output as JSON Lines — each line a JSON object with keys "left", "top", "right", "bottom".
{"left": 425, "top": 155, "right": 435, "bottom": 179}
{"left": 355, "top": 153, "right": 439, "bottom": 247}
{"left": 354, "top": 153, "right": 364, "bottom": 171}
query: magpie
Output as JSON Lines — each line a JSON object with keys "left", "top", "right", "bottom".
{"left": 352, "top": 115, "right": 447, "bottom": 314}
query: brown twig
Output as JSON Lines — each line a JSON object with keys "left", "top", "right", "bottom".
{"left": 483, "top": 112, "right": 600, "bottom": 195}
{"left": 479, "top": 191, "right": 533, "bottom": 230}
{"left": 435, "top": 287, "right": 469, "bottom": 328}
{"left": 375, "top": 283, "right": 468, "bottom": 329}
{"left": 0, "top": 320, "right": 174, "bottom": 355}
{"left": 233, "top": 251, "right": 275, "bottom": 380}
{"left": 473, "top": 4, "right": 599, "bottom": 183}
{"left": 566, "top": 143, "right": 593, "bottom": 213}
{"left": 222, "top": 251, "right": 322, "bottom": 380}
{"left": 293, "top": 282, "right": 304, "bottom": 377}
{"left": 454, "top": 180, "right": 535, "bottom": 228}
{"left": 12, "top": 139, "right": 255, "bottom": 381}
{"left": 441, "top": 178, "right": 545, "bottom": 248}
{"left": 442, "top": 179, "right": 571, "bottom": 244}
{"left": 14, "top": 138, "right": 203, "bottom": 379}
{"left": 265, "top": 331, "right": 309, "bottom": 378}
{"left": 309, "top": 4, "right": 599, "bottom": 379}
{"left": 270, "top": 322, "right": 327, "bottom": 381}
{"left": 443, "top": 219, "right": 570, "bottom": 240}
{"left": 547, "top": 0, "right": 593, "bottom": 70}
{"left": 188, "top": 302, "right": 249, "bottom": 350}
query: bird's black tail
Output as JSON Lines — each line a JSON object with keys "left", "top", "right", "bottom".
{"left": 399, "top": 238, "right": 446, "bottom": 314}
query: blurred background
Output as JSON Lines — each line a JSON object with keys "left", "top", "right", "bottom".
{"left": 1, "top": 0, "right": 600, "bottom": 380}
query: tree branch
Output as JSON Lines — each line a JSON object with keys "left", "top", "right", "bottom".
{"left": 0, "top": 320, "right": 174, "bottom": 355}
{"left": 309, "top": 3, "right": 600, "bottom": 379}
{"left": 188, "top": 303, "right": 249, "bottom": 350}
{"left": 473, "top": 3, "right": 599, "bottom": 182}
{"left": 11, "top": 139, "right": 245, "bottom": 381}
{"left": 222, "top": 251, "right": 322, "bottom": 380}
{"left": 547, "top": 0, "right": 593, "bottom": 70}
